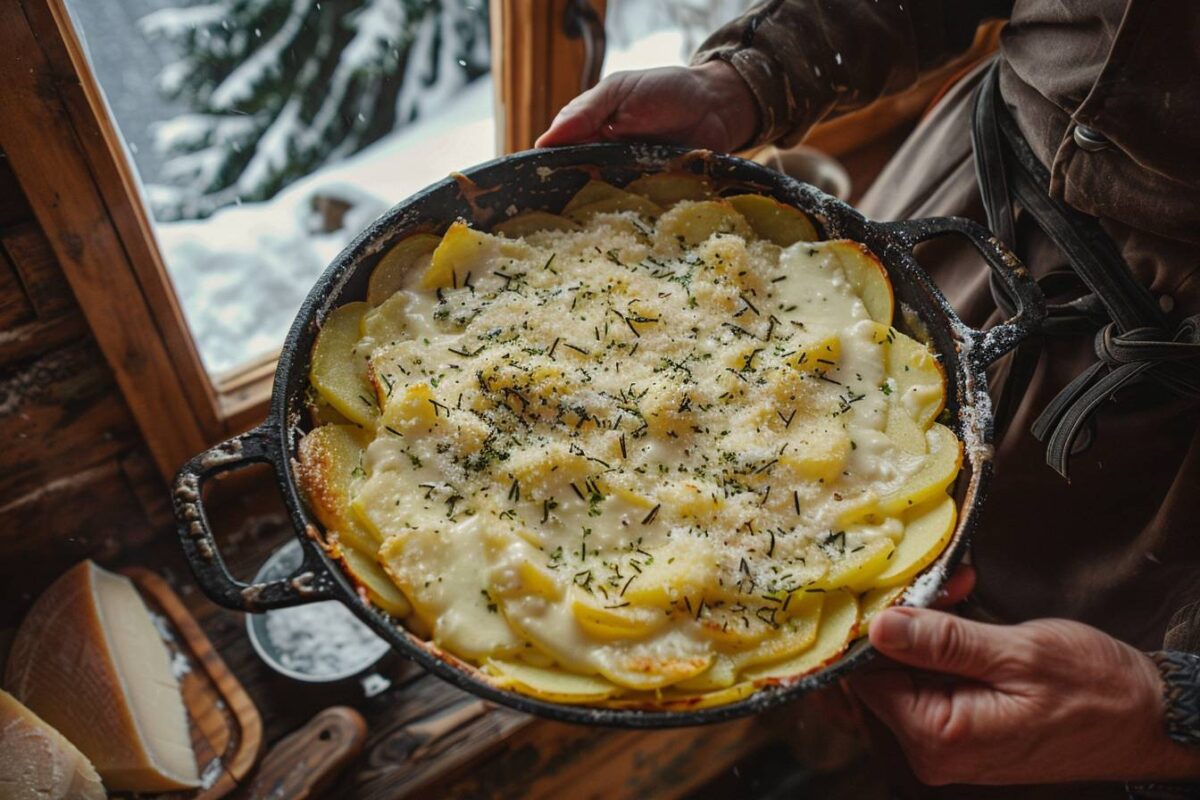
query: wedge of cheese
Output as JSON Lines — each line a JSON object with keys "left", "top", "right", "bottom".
{"left": 0, "top": 689, "right": 106, "bottom": 800}
{"left": 3, "top": 561, "right": 199, "bottom": 792}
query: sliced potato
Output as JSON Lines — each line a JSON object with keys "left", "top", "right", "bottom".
{"left": 381, "top": 381, "right": 439, "bottom": 433}
{"left": 422, "top": 221, "right": 497, "bottom": 290}
{"left": 485, "top": 658, "right": 620, "bottom": 704}
{"left": 889, "top": 330, "right": 947, "bottom": 428}
{"left": 697, "top": 607, "right": 774, "bottom": 650}
{"left": 657, "top": 480, "right": 725, "bottom": 523}
{"left": 834, "top": 493, "right": 882, "bottom": 529}
{"left": 308, "top": 394, "right": 353, "bottom": 426}
{"left": 875, "top": 495, "right": 957, "bottom": 587}
{"left": 598, "top": 649, "right": 713, "bottom": 691}
{"left": 490, "top": 556, "right": 564, "bottom": 601}
{"left": 492, "top": 210, "right": 582, "bottom": 238}
{"left": 297, "top": 423, "right": 371, "bottom": 534}
{"left": 656, "top": 682, "right": 756, "bottom": 710}
{"left": 310, "top": 302, "right": 377, "bottom": 425}
{"left": 787, "top": 333, "right": 842, "bottom": 373}
{"left": 744, "top": 590, "right": 859, "bottom": 682}
{"left": 341, "top": 546, "right": 412, "bottom": 617}
{"left": 780, "top": 418, "right": 852, "bottom": 482}
{"left": 886, "top": 396, "right": 928, "bottom": 456}
{"left": 622, "top": 539, "right": 719, "bottom": 609}
{"left": 729, "top": 593, "right": 823, "bottom": 670}
{"left": 361, "top": 290, "right": 409, "bottom": 344}
{"left": 572, "top": 593, "right": 667, "bottom": 640}
{"left": 296, "top": 423, "right": 381, "bottom": 557}
{"left": 565, "top": 193, "right": 664, "bottom": 223}
{"left": 625, "top": 172, "right": 713, "bottom": 207}
{"left": 655, "top": 200, "right": 753, "bottom": 249}
{"left": 380, "top": 530, "right": 524, "bottom": 658}
{"left": 561, "top": 179, "right": 626, "bottom": 215}
{"left": 813, "top": 534, "right": 896, "bottom": 592}
{"left": 366, "top": 233, "right": 440, "bottom": 305}
{"left": 726, "top": 194, "right": 819, "bottom": 246}
{"left": 609, "top": 485, "right": 656, "bottom": 509}
{"left": 673, "top": 655, "right": 737, "bottom": 691}
{"left": 824, "top": 240, "right": 894, "bottom": 324}
{"left": 349, "top": 468, "right": 422, "bottom": 542}
{"left": 495, "top": 593, "right": 713, "bottom": 690}
{"left": 858, "top": 584, "right": 906, "bottom": 632}
{"left": 877, "top": 423, "right": 963, "bottom": 516}
{"left": 335, "top": 523, "right": 381, "bottom": 557}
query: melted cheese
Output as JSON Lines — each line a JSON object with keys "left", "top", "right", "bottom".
{"left": 304, "top": 198, "right": 959, "bottom": 705}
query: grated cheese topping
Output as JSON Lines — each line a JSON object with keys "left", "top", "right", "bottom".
{"left": 304, "top": 195, "right": 961, "bottom": 701}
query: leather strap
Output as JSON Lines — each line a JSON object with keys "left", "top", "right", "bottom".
{"left": 971, "top": 62, "right": 1200, "bottom": 477}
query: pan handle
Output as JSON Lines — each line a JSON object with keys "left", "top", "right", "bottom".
{"left": 880, "top": 216, "right": 1045, "bottom": 368}
{"left": 173, "top": 424, "right": 337, "bottom": 612}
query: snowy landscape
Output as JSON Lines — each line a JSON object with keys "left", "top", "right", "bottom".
{"left": 68, "top": 0, "right": 751, "bottom": 375}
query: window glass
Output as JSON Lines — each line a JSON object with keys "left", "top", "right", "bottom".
{"left": 64, "top": 0, "right": 492, "bottom": 376}
{"left": 603, "top": 0, "right": 752, "bottom": 75}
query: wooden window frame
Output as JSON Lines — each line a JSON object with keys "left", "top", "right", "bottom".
{"left": 1, "top": 0, "right": 606, "bottom": 479}
{"left": 3, "top": 0, "right": 988, "bottom": 480}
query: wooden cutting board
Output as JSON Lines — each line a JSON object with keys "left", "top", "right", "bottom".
{"left": 120, "top": 567, "right": 262, "bottom": 800}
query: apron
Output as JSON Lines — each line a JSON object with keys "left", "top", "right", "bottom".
{"left": 692, "top": 1, "right": 1200, "bottom": 794}
{"left": 849, "top": 57, "right": 1200, "bottom": 800}
{"left": 857, "top": 57, "right": 1200, "bottom": 657}
{"left": 971, "top": 60, "right": 1200, "bottom": 480}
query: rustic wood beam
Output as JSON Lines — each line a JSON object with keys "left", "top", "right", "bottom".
{"left": 0, "top": 1, "right": 214, "bottom": 476}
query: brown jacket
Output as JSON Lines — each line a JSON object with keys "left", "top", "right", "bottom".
{"left": 696, "top": 3, "right": 1200, "bottom": 792}
{"left": 694, "top": 0, "right": 1200, "bottom": 244}
{"left": 694, "top": 0, "right": 1200, "bottom": 645}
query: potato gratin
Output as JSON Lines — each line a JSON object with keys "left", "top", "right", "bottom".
{"left": 299, "top": 173, "right": 963, "bottom": 710}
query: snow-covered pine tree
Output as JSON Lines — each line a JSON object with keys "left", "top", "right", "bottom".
{"left": 140, "top": 0, "right": 489, "bottom": 220}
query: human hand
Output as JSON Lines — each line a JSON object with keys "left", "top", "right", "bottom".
{"left": 535, "top": 61, "right": 758, "bottom": 152}
{"left": 848, "top": 605, "right": 1200, "bottom": 786}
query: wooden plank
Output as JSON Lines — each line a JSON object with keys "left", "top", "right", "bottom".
{"left": 0, "top": 339, "right": 139, "bottom": 502}
{"left": 1, "top": 223, "right": 77, "bottom": 319}
{"left": 0, "top": 310, "right": 88, "bottom": 367}
{"left": 0, "top": 247, "right": 35, "bottom": 329}
{"left": 0, "top": 2, "right": 210, "bottom": 476}
{"left": 119, "top": 445, "right": 174, "bottom": 531}
{"left": 0, "top": 457, "right": 153, "bottom": 627}
{"left": 413, "top": 716, "right": 770, "bottom": 800}
{"left": 341, "top": 683, "right": 532, "bottom": 798}
{"left": 0, "top": 150, "right": 34, "bottom": 228}
{"left": 20, "top": 0, "right": 222, "bottom": 439}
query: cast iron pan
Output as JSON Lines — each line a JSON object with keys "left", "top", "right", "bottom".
{"left": 173, "top": 144, "right": 1044, "bottom": 728}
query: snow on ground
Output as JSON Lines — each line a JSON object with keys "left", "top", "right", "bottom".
{"left": 159, "top": 77, "right": 495, "bottom": 375}
{"left": 161, "top": 11, "right": 737, "bottom": 376}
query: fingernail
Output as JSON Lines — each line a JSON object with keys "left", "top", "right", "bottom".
{"left": 874, "top": 609, "right": 914, "bottom": 651}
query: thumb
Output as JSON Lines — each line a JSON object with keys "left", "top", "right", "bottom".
{"left": 870, "top": 607, "right": 1014, "bottom": 680}
{"left": 536, "top": 79, "right": 627, "bottom": 147}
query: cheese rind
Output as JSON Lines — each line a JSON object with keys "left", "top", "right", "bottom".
{"left": 3, "top": 561, "right": 200, "bottom": 792}
{"left": 0, "top": 689, "right": 106, "bottom": 800}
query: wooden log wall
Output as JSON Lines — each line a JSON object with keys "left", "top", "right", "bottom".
{"left": 0, "top": 146, "right": 171, "bottom": 626}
